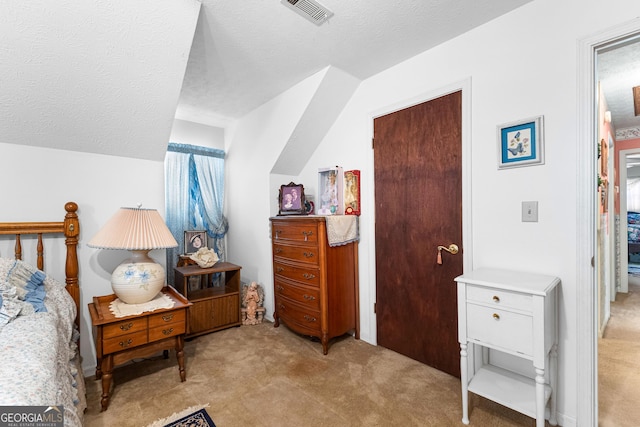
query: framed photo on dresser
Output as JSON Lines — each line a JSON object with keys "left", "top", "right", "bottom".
{"left": 278, "top": 182, "right": 306, "bottom": 215}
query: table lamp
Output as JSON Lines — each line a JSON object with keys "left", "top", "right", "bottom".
{"left": 88, "top": 206, "right": 178, "bottom": 304}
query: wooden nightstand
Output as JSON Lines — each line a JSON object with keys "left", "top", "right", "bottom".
{"left": 88, "top": 286, "right": 191, "bottom": 411}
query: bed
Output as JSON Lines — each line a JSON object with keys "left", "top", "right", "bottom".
{"left": 0, "top": 202, "right": 86, "bottom": 426}
{"left": 628, "top": 211, "right": 640, "bottom": 261}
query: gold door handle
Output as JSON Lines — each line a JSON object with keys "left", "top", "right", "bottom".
{"left": 437, "top": 244, "right": 459, "bottom": 264}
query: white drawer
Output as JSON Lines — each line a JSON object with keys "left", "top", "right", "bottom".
{"left": 466, "top": 285, "right": 532, "bottom": 313}
{"left": 466, "top": 303, "right": 533, "bottom": 356}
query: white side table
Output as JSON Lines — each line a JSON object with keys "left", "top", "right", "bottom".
{"left": 455, "top": 268, "right": 559, "bottom": 427}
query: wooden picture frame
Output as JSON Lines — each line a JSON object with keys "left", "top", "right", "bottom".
{"left": 317, "top": 166, "right": 344, "bottom": 215}
{"left": 184, "top": 230, "right": 208, "bottom": 254}
{"left": 344, "top": 170, "right": 361, "bottom": 215}
{"left": 497, "top": 115, "right": 544, "bottom": 169}
{"left": 278, "top": 182, "right": 306, "bottom": 215}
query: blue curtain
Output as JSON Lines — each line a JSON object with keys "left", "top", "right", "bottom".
{"left": 165, "top": 143, "right": 228, "bottom": 284}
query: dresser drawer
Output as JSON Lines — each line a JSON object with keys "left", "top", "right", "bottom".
{"left": 274, "top": 279, "right": 320, "bottom": 310}
{"left": 149, "top": 309, "right": 186, "bottom": 328}
{"left": 466, "top": 285, "right": 532, "bottom": 313}
{"left": 273, "top": 243, "right": 319, "bottom": 265}
{"left": 275, "top": 297, "right": 321, "bottom": 334}
{"left": 273, "top": 261, "right": 320, "bottom": 286}
{"left": 103, "top": 330, "right": 148, "bottom": 354}
{"left": 103, "top": 317, "right": 147, "bottom": 339}
{"left": 149, "top": 322, "right": 185, "bottom": 342}
{"left": 272, "top": 222, "right": 318, "bottom": 244}
{"left": 466, "top": 303, "right": 533, "bottom": 356}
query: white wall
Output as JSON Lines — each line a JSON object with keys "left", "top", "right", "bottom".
{"left": 225, "top": 1, "right": 640, "bottom": 425}
{"left": 170, "top": 119, "right": 225, "bottom": 150}
{"left": 0, "top": 142, "right": 165, "bottom": 375}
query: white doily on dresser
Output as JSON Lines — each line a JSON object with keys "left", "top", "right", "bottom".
{"left": 109, "top": 292, "right": 175, "bottom": 318}
{"left": 325, "top": 215, "right": 359, "bottom": 247}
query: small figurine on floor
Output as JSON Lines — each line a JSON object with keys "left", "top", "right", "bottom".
{"left": 241, "top": 281, "right": 265, "bottom": 325}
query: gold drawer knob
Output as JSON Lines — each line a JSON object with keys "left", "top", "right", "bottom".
{"left": 162, "top": 328, "right": 174, "bottom": 336}
{"left": 303, "top": 294, "right": 316, "bottom": 301}
{"left": 119, "top": 322, "right": 133, "bottom": 331}
{"left": 162, "top": 314, "right": 174, "bottom": 322}
{"left": 119, "top": 339, "right": 133, "bottom": 348}
{"left": 303, "top": 252, "right": 314, "bottom": 258}
{"left": 302, "top": 273, "right": 315, "bottom": 280}
{"left": 492, "top": 313, "right": 500, "bottom": 320}
{"left": 303, "top": 315, "right": 317, "bottom": 323}
{"left": 492, "top": 296, "right": 500, "bottom": 303}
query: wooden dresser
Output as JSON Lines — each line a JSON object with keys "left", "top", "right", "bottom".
{"left": 270, "top": 216, "right": 359, "bottom": 354}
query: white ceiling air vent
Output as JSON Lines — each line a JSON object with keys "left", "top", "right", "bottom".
{"left": 281, "top": 0, "right": 334, "bottom": 26}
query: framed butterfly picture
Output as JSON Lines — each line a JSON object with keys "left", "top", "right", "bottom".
{"left": 497, "top": 115, "right": 544, "bottom": 169}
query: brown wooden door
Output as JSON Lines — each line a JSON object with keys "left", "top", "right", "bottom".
{"left": 374, "top": 91, "right": 463, "bottom": 377}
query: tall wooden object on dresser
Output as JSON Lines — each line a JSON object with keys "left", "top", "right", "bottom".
{"left": 455, "top": 268, "right": 560, "bottom": 427}
{"left": 174, "top": 262, "right": 242, "bottom": 338}
{"left": 271, "top": 216, "right": 359, "bottom": 355}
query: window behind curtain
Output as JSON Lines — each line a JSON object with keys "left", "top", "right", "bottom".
{"left": 165, "top": 143, "right": 228, "bottom": 284}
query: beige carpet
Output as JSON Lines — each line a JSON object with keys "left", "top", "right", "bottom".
{"left": 598, "top": 279, "right": 640, "bottom": 426}
{"left": 84, "top": 322, "right": 556, "bottom": 426}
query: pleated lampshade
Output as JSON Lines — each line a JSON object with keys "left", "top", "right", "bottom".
{"left": 88, "top": 207, "right": 177, "bottom": 250}
{"left": 88, "top": 207, "right": 178, "bottom": 304}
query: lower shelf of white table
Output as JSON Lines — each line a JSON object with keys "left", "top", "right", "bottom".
{"left": 467, "top": 364, "right": 551, "bottom": 420}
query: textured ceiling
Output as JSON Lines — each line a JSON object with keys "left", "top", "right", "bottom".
{"left": 175, "top": 0, "right": 533, "bottom": 127}
{"left": 598, "top": 36, "right": 640, "bottom": 139}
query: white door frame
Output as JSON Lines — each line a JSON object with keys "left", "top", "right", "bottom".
{"left": 618, "top": 148, "right": 640, "bottom": 294}
{"left": 577, "top": 18, "right": 640, "bottom": 427}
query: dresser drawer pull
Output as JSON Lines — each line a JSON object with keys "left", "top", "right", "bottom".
{"left": 302, "top": 273, "right": 316, "bottom": 280}
{"left": 303, "top": 315, "right": 317, "bottom": 323}
{"left": 492, "top": 296, "right": 500, "bottom": 303}
{"left": 275, "top": 230, "right": 282, "bottom": 239}
{"left": 303, "top": 294, "right": 316, "bottom": 301}
{"left": 276, "top": 267, "right": 284, "bottom": 273}
{"left": 119, "top": 322, "right": 133, "bottom": 331}
{"left": 162, "top": 328, "right": 174, "bottom": 336}
{"left": 303, "top": 252, "right": 314, "bottom": 258}
{"left": 302, "top": 230, "right": 313, "bottom": 241}
{"left": 162, "top": 314, "right": 174, "bottom": 322}
{"left": 275, "top": 248, "right": 283, "bottom": 254}
{"left": 492, "top": 313, "right": 500, "bottom": 320}
{"left": 276, "top": 285, "right": 284, "bottom": 291}
{"left": 119, "top": 339, "right": 133, "bottom": 348}
{"left": 278, "top": 303, "right": 285, "bottom": 310}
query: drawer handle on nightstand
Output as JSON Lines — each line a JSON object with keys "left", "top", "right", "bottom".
{"left": 492, "top": 296, "right": 500, "bottom": 303}
{"left": 162, "top": 328, "right": 174, "bottom": 335}
{"left": 302, "top": 273, "right": 315, "bottom": 280}
{"left": 303, "top": 315, "right": 317, "bottom": 323}
{"left": 303, "top": 294, "right": 316, "bottom": 301}
{"left": 119, "top": 322, "right": 133, "bottom": 331}
{"left": 119, "top": 339, "right": 133, "bottom": 348}
{"left": 162, "top": 314, "right": 174, "bottom": 322}
{"left": 276, "top": 285, "right": 284, "bottom": 291}
{"left": 302, "top": 230, "right": 313, "bottom": 241}
{"left": 276, "top": 267, "right": 284, "bottom": 273}
{"left": 303, "top": 252, "right": 314, "bottom": 258}
{"left": 492, "top": 313, "right": 500, "bottom": 320}
{"left": 275, "top": 248, "right": 283, "bottom": 254}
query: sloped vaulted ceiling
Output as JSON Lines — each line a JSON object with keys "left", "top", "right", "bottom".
{"left": 0, "top": 0, "right": 201, "bottom": 161}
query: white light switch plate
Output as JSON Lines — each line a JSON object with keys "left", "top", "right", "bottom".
{"left": 522, "top": 201, "right": 538, "bottom": 222}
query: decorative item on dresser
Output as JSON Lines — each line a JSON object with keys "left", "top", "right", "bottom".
{"left": 87, "top": 205, "right": 178, "bottom": 304}
{"left": 88, "top": 286, "right": 191, "bottom": 411}
{"left": 0, "top": 201, "right": 86, "bottom": 426}
{"left": 174, "top": 262, "right": 242, "bottom": 338}
{"left": 271, "top": 215, "right": 359, "bottom": 354}
{"left": 455, "top": 268, "right": 560, "bottom": 427}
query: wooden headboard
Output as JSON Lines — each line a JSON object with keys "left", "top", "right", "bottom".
{"left": 0, "top": 202, "right": 80, "bottom": 324}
